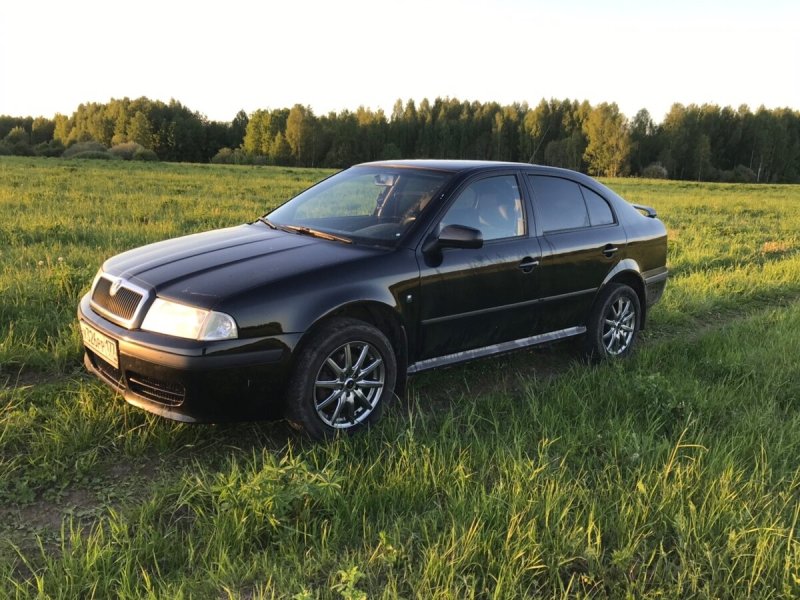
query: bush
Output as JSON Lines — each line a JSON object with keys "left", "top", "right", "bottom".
{"left": 0, "top": 127, "right": 34, "bottom": 156}
{"left": 12, "top": 142, "right": 34, "bottom": 156}
{"left": 4, "top": 126, "right": 28, "bottom": 145}
{"left": 62, "top": 141, "right": 107, "bottom": 158}
{"left": 34, "top": 140, "right": 65, "bottom": 158}
{"left": 211, "top": 147, "right": 251, "bottom": 164}
{"left": 67, "top": 150, "right": 114, "bottom": 160}
{"left": 133, "top": 148, "right": 158, "bottom": 161}
{"left": 702, "top": 166, "right": 721, "bottom": 182}
{"left": 109, "top": 142, "right": 145, "bottom": 160}
{"left": 211, "top": 147, "right": 234, "bottom": 164}
{"left": 0, "top": 142, "right": 11, "bottom": 156}
{"left": 733, "top": 164, "right": 757, "bottom": 183}
{"left": 719, "top": 165, "right": 756, "bottom": 183}
{"left": 642, "top": 162, "right": 668, "bottom": 179}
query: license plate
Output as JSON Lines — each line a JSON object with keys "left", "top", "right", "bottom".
{"left": 80, "top": 322, "right": 119, "bottom": 369}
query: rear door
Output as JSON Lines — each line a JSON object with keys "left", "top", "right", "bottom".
{"left": 526, "top": 175, "right": 627, "bottom": 330}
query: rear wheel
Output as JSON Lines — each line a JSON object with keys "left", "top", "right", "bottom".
{"left": 584, "top": 283, "right": 641, "bottom": 361}
{"left": 285, "top": 318, "right": 396, "bottom": 440}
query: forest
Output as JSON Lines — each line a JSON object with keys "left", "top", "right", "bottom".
{"left": 1, "top": 96, "right": 798, "bottom": 182}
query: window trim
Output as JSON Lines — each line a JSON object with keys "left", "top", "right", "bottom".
{"left": 432, "top": 172, "right": 530, "bottom": 244}
{"left": 527, "top": 174, "right": 618, "bottom": 235}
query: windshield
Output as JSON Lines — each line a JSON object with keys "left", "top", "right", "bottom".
{"left": 267, "top": 166, "right": 452, "bottom": 246}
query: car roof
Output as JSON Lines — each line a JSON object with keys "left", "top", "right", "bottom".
{"left": 356, "top": 159, "right": 533, "bottom": 173}
{"left": 355, "top": 159, "right": 609, "bottom": 190}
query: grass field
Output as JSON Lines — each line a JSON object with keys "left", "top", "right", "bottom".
{"left": 1, "top": 156, "right": 799, "bottom": 598}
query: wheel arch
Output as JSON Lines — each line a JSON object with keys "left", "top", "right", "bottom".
{"left": 291, "top": 300, "right": 409, "bottom": 392}
{"left": 600, "top": 260, "right": 648, "bottom": 329}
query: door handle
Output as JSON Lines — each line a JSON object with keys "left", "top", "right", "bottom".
{"left": 518, "top": 257, "right": 540, "bottom": 273}
{"left": 602, "top": 245, "right": 619, "bottom": 258}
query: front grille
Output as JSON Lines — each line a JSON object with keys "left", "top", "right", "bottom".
{"left": 91, "top": 276, "right": 145, "bottom": 323}
{"left": 90, "top": 351, "right": 124, "bottom": 386}
{"left": 127, "top": 372, "right": 186, "bottom": 407}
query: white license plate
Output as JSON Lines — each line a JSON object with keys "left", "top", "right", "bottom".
{"left": 80, "top": 322, "right": 119, "bottom": 369}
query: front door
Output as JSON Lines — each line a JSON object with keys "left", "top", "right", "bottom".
{"left": 416, "top": 174, "right": 543, "bottom": 359}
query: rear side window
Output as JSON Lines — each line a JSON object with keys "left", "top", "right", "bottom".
{"left": 528, "top": 176, "right": 589, "bottom": 232}
{"left": 581, "top": 186, "right": 615, "bottom": 226}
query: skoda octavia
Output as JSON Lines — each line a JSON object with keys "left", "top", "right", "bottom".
{"left": 78, "top": 160, "right": 668, "bottom": 438}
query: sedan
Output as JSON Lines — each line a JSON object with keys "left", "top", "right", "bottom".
{"left": 78, "top": 160, "right": 668, "bottom": 438}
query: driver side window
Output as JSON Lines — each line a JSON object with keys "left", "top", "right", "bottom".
{"left": 440, "top": 175, "right": 525, "bottom": 241}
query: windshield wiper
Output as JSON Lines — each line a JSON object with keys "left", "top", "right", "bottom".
{"left": 255, "top": 217, "right": 352, "bottom": 244}
{"left": 255, "top": 216, "right": 278, "bottom": 229}
{"left": 255, "top": 217, "right": 298, "bottom": 235}
{"left": 282, "top": 225, "right": 352, "bottom": 244}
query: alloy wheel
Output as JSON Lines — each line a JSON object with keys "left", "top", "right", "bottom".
{"left": 313, "top": 340, "right": 385, "bottom": 428}
{"left": 602, "top": 295, "right": 636, "bottom": 356}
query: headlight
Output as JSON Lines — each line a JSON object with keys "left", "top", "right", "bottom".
{"left": 141, "top": 298, "right": 238, "bottom": 340}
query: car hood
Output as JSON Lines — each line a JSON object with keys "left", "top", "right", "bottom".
{"left": 103, "top": 224, "right": 385, "bottom": 309}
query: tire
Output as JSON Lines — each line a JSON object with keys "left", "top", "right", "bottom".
{"left": 285, "top": 318, "right": 397, "bottom": 440}
{"left": 584, "top": 283, "right": 641, "bottom": 361}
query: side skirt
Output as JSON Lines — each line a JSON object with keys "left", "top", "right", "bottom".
{"left": 407, "top": 326, "right": 586, "bottom": 375}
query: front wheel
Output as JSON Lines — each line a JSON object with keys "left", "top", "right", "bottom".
{"left": 285, "top": 318, "right": 397, "bottom": 440}
{"left": 584, "top": 283, "right": 641, "bottom": 361}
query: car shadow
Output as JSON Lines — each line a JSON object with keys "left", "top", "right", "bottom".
{"left": 403, "top": 339, "right": 583, "bottom": 404}
{"left": 138, "top": 339, "right": 586, "bottom": 459}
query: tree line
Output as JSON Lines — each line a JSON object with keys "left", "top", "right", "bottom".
{"left": 1, "top": 96, "right": 798, "bottom": 182}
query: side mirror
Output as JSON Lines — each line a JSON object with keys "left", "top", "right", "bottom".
{"left": 422, "top": 224, "right": 483, "bottom": 254}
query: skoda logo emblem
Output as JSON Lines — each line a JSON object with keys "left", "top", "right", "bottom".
{"left": 109, "top": 279, "right": 123, "bottom": 297}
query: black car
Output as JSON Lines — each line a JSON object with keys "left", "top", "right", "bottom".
{"left": 78, "top": 160, "right": 668, "bottom": 438}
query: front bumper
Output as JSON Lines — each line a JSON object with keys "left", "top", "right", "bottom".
{"left": 78, "top": 294, "right": 301, "bottom": 422}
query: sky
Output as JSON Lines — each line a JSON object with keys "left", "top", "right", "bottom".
{"left": 1, "top": 0, "right": 797, "bottom": 124}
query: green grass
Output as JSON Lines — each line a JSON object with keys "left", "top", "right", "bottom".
{"left": 0, "top": 158, "right": 331, "bottom": 372}
{"left": 1, "top": 158, "right": 799, "bottom": 598}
